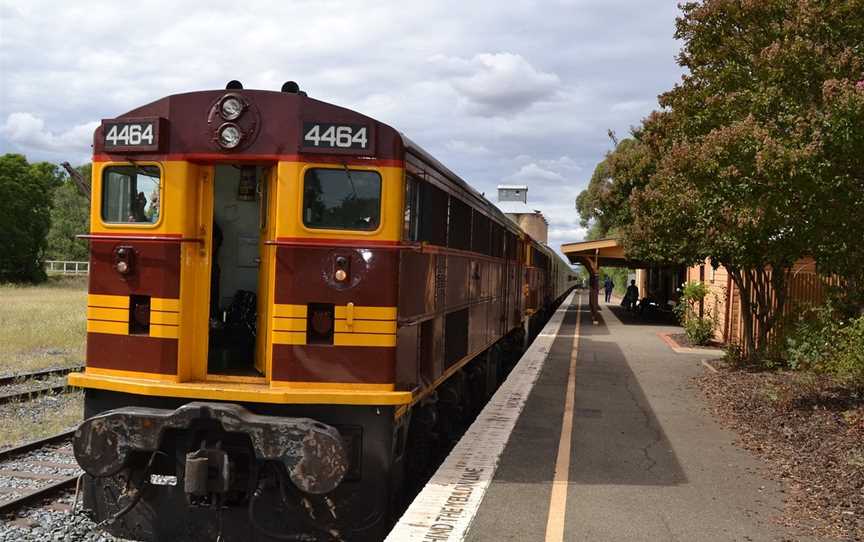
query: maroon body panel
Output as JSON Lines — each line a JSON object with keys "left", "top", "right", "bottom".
{"left": 271, "top": 345, "right": 394, "bottom": 383}
{"left": 272, "top": 244, "right": 398, "bottom": 384}
{"left": 87, "top": 333, "right": 179, "bottom": 374}
{"left": 274, "top": 246, "right": 397, "bottom": 306}
{"left": 87, "top": 238, "right": 181, "bottom": 376}
{"left": 89, "top": 239, "right": 181, "bottom": 299}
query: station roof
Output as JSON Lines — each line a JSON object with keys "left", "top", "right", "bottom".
{"left": 560, "top": 238, "right": 649, "bottom": 269}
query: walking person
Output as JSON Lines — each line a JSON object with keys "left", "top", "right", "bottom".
{"left": 625, "top": 279, "right": 640, "bottom": 311}
{"left": 604, "top": 276, "right": 614, "bottom": 303}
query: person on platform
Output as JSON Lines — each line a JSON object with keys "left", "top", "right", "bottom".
{"left": 625, "top": 279, "right": 639, "bottom": 311}
{"left": 603, "top": 276, "right": 614, "bottom": 303}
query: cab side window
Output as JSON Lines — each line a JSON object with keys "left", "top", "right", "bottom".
{"left": 302, "top": 168, "right": 382, "bottom": 231}
{"left": 101, "top": 165, "right": 161, "bottom": 224}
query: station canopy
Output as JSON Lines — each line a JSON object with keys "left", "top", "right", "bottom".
{"left": 560, "top": 238, "right": 650, "bottom": 271}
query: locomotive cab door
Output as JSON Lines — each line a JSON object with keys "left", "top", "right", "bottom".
{"left": 203, "top": 164, "right": 273, "bottom": 379}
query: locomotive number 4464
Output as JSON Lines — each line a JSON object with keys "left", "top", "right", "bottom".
{"left": 302, "top": 122, "right": 369, "bottom": 150}
{"left": 105, "top": 123, "right": 155, "bottom": 146}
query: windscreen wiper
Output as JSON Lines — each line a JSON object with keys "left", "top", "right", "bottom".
{"left": 342, "top": 163, "right": 359, "bottom": 201}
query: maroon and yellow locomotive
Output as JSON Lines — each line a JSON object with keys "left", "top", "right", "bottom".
{"left": 69, "top": 81, "right": 575, "bottom": 541}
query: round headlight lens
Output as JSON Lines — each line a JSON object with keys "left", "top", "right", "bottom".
{"left": 220, "top": 96, "right": 244, "bottom": 120}
{"left": 218, "top": 123, "right": 242, "bottom": 149}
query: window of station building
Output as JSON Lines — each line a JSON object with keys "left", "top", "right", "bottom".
{"left": 447, "top": 196, "right": 471, "bottom": 251}
{"left": 302, "top": 168, "right": 381, "bottom": 231}
{"left": 417, "top": 181, "right": 448, "bottom": 246}
{"left": 101, "top": 165, "right": 161, "bottom": 224}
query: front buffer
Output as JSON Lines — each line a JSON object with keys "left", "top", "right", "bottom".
{"left": 74, "top": 402, "right": 352, "bottom": 541}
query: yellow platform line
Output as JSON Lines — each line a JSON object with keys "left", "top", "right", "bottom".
{"left": 544, "top": 296, "right": 582, "bottom": 542}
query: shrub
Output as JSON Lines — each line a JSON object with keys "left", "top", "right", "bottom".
{"left": 785, "top": 305, "right": 837, "bottom": 371}
{"left": 786, "top": 306, "right": 864, "bottom": 388}
{"left": 684, "top": 316, "right": 715, "bottom": 346}
{"left": 833, "top": 316, "right": 864, "bottom": 387}
{"left": 675, "top": 280, "right": 717, "bottom": 346}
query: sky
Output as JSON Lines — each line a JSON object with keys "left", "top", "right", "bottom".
{"left": 0, "top": 0, "right": 685, "bottom": 254}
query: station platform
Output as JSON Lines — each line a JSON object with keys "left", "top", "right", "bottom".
{"left": 388, "top": 292, "right": 808, "bottom": 542}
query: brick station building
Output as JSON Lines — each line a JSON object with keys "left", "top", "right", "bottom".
{"left": 561, "top": 239, "right": 835, "bottom": 350}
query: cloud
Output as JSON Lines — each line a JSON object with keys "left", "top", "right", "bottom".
{"left": 0, "top": 0, "right": 685, "bottom": 244}
{"left": 507, "top": 162, "right": 566, "bottom": 184}
{"left": 431, "top": 53, "right": 561, "bottom": 116}
{"left": 445, "top": 139, "right": 491, "bottom": 155}
{"left": 610, "top": 99, "right": 656, "bottom": 113}
{"left": 0, "top": 113, "right": 97, "bottom": 159}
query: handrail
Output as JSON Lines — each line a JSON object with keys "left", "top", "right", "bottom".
{"left": 76, "top": 234, "right": 204, "bottom": 244}
{"left": 264, "top": 238, "right": 419, "bottom": 250}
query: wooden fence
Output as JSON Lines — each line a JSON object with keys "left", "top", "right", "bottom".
{"left": 726, "top": 262, "right": 840, "bottom": 357}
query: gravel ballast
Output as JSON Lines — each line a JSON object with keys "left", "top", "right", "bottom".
{"left": 0, "top": 493, "right": 117, "bottom": 542}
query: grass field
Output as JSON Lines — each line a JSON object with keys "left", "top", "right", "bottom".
{"left": 0, "top": 391, "right": 84, "bottom": 449}
{"left": 0, "top": 276, "right": 87, "bottom": 374}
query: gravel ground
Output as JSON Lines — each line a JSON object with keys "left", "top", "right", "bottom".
{"left": 0, "top": 441, "right": 118, "bottom": 541}
{"left": 0, "top": 442, "right": 80, "bottom": 505}
{"left": 0, "top": 392, "right": 83, "bottom": 450}
{"left": 0, "top": 493, "right": 118, "bottom": 542}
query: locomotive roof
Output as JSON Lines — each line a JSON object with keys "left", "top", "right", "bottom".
{"left": 94, "top": 89, "right": 404, "bottom": 161}
{"left": 95, "top": 87, "right": 563, "bottom": 258}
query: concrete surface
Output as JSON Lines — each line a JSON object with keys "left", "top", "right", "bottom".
{"left": 465, "top": 297, "right": 811, "bottom": 542}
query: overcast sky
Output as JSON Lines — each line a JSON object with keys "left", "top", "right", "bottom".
{"left": 0, "top": 0, "right": 684, "bottom": 253}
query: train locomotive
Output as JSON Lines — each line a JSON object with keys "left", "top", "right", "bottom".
{"left": 69, "top": 80, "right": 575, "bottom": 541}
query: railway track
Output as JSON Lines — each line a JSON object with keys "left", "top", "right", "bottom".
{"left": 0, "top": 366, "right": 82, "bottom": 406}
{"left": 0, "top": 431, "right": 80, "bottom": 516}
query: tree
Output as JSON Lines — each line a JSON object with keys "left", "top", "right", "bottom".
{"left": 0, "top": 154, "right": 63, "bottom": 282}
{"left": 46, "top": 164, "right": 91, "bottom": 262}
{"left": 576, "top": 137, "right": 654, "bottom": 240}
{"left": 577, "top": 0, "right": 864, "bottom": 358}
{"left": 656, "top": 0, "right": 864, "bottom": 354}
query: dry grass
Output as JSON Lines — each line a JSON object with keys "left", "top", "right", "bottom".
{"left": 0, "top": 277, "right": 87, "bottom": 374}
{"left": 0, "top": 391, "right": 84, "bottom": 449}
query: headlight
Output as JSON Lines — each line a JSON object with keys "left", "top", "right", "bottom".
{"left": 220, "top": 96, "right": 244, "bottom": 120}
{"left": 217, "top": 123, "right": 242, "bottom": 149}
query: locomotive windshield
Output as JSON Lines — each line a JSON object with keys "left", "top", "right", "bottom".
{"left": 101, "top": 165, "right": 161, "bottom": 224}
{"left": 302, "top": 168, "right": 381, "bottom": 231}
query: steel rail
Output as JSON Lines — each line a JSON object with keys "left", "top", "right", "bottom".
{"left": 0, "top": 384, "right": 74, "bottom": 406}
{"left": 0, "top": 365, "right": 83, "bottom": 386}
{"left": 0, "top": 430, "right": 75, "bottom": 463}
{"left": 0, "top": 430, "right": 78, "bottom": 515}
{"left": 0, "top": 476, "right": 78, "bottom": 515}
